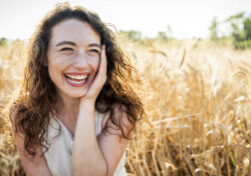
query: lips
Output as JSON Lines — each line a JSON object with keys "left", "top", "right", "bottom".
{"left": 64, "top": 72, "right": 89, "bottom": 87}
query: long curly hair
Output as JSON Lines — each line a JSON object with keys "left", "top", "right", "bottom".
{"left": 9, "top": 3, "right": 144, "bottom": 156}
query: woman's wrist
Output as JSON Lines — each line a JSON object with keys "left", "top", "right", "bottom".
{"left": 79, "top": 99, "right": 96, "bottom": 111}
{"left": 80, "top": 97, "right": 95, "bottom": 105}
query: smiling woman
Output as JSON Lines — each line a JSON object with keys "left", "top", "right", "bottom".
{"left": 8, "top": 2, "right": 144, "bottom": 176}
{"left": 47, "top": 19, "right": 101, "bottom": 98}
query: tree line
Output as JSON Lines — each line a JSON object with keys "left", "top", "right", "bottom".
{"left": 209, "top": 12, "right": 251, "bottom": 49}
{"left": 1, "top": 12, "right": 250, "bottom": 49}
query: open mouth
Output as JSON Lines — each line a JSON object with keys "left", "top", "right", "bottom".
{"left": 64, "top": 73, "right": 89, "bottom": 87}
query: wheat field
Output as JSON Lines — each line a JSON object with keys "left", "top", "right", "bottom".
{"left": 0, "top": 38, "right": 251, "bottom": 175}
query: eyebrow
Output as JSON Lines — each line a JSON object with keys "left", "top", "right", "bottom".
{"left": 55, "top": 41, "right": 101, "bottom": 48}
{"left": 89, "top": 43, "right": 101, "bottom": 48}
{"left": 56, "top": 41, "right": 76, "bottom": 47}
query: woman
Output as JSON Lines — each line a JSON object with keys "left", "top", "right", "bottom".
{"left": 9, "top": 3, "right": 143, "bottom": 176}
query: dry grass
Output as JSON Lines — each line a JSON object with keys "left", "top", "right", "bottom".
{"left": 0, "top": 38, "right": 250, "bottom": 175}
{"left": 0, "top": 40, "right": 26, "bottom": 176}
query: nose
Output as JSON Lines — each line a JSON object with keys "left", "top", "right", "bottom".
{"left": 73, "top": 49, "right": 88, "bottom": 68}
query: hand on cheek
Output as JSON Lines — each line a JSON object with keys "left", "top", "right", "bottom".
{"left": 80, "top": 45, "right": 107, "bottom": 104}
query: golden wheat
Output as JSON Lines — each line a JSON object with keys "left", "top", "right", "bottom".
{"left": 0, "top": 38, "right": 250, "bottom": 176}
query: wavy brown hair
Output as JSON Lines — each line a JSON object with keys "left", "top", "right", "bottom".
{"left": 9, "top": 3, "right": 144, "bottom": 156}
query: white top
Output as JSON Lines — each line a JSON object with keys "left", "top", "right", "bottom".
{"left": 42, "top": 111, "right": 127, "bottom": 176}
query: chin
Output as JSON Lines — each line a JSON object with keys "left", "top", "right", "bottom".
{"left": 67, "top": 92, "right": 87, "bottom": 98}
{"left": 61, "top": 87, "right": 87, "bottom": 98}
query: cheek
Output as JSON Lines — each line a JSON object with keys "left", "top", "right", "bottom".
{"left": 48, "top": 59, "right": 58, "bottom": 75}
{"left": 48, "top": 62, "right": 59, "bottom": 82}
{"left": 88, "top": 57, "right": 100, "bottom": 73}
{"left": 47, "top": 57, "right": 66, "bottom": 82}
{"left": 48, "top": 55, "right": 69, "bottom": 71}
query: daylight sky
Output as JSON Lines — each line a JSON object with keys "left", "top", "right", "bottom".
{"left": 0, "top": 0, "right": 251, "bottom": 40}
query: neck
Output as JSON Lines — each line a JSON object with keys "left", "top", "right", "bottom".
{"left": 55, "top": 92, "right": 80, "bottom": 121}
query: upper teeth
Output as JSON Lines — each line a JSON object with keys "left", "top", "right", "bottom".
{"left": 65, "top": 74, "right": 88, "bottom": 80}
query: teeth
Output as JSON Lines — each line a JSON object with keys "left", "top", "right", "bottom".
{"left": 66, "top": 77, "right": 87, "bottom": 84}
{"left": 65, "top": 74, "right": 88, "bottom": 80}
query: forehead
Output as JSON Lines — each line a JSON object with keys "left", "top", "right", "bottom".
{"left": 50, "top": 19, "right": 101, "bottom": 45}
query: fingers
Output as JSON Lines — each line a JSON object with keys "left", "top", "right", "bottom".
{"left": 92, "top": 45, "right": 107, "bottom": 86}
{"left": 82, "top": 45, "right": 107, "bottom": 102}
{"left": 99, "top": 45, "right": 107, "bottom": 84}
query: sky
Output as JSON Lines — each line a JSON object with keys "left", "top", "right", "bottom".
{"left": 0, "top": 0, "right": 251, "bottom": 40}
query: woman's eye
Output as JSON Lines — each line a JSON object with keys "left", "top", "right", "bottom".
{"left": 61, "top": 47, "right": 74, "bottom": 51}
{"left": 89, "top": 49, "right": 100, "bottom": 54}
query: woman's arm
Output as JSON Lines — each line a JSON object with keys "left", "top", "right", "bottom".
{"left": 72, "top": 101, "right": 107, "bottom": 176}
{"left": 72, "top": 45, "right": 107, "bottom": 176}
{"left": 10, "top": 112, "right": 53, "bottom": 176}
{"left": 72, "top": 102, "right": 131, "bottom": 176}
{"left": 72, "top": 45, "right": 131, "bottom": 175}
{"left": 14, "top": 132, "right": 54, "bottom": 176}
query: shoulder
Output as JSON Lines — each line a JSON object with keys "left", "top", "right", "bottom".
{"left": 9, "top": 104, "right": 53, "bottom": 175}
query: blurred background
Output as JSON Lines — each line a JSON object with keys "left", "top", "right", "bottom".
{"left": 0, "top": 0, "right": 251, "bottom": 175}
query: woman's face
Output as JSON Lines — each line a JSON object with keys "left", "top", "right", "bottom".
{"left": 47, "top": 19, "right": 101, "bottom": 99}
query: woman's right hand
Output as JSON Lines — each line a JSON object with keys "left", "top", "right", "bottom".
{"left": 79, "top": 45, "right": 107, "bottom": 106}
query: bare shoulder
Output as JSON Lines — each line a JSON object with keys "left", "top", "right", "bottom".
{"left": 10, "top": 106, "right": 53, "bottom": 176}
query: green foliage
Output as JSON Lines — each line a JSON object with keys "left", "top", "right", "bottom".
{"left": 209, "top": 17, "right": 219, "bottom": 41}
{"left": 119, "top": 30, "right": 142, "bottom": 42}
{"left": 156, "top": 31, "right": 168, "bottom": 41}
{"left": 233, "top": 39, "right": 251, "bottom": 49}
{"left": 243, "top": 17, "right": 251, "bottom": 40}
{"left": 225, "top": 12, "right": 251, "bottom": 48}
{"left": 0, "top": 38, "right": 7, "bottom": 46}
{"left": 209, "top": 12, "right": 251, "bottom": 49}
{"left": 226, "top": 12, "right": 245, "bottom": 22}
{"left": 118, "top": 25, "right": 173, "bottom": 43}
{"left": 155, "top": 25, "right": 172, "bottom": 42}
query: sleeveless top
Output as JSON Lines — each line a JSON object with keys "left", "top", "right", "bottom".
{"left": 42, "top": 111, "right": 127, "bottom": 176}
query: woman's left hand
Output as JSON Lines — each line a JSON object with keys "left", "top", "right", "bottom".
{"left": 79, "top": 45, "right": 107, "bottom": 105}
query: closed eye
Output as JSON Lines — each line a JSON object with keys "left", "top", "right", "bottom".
{"left": 89, "top": 49, "right": 100, "bottom": 54}
{"left": 61, "top": 47, "right": 74, "bottom": 51}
